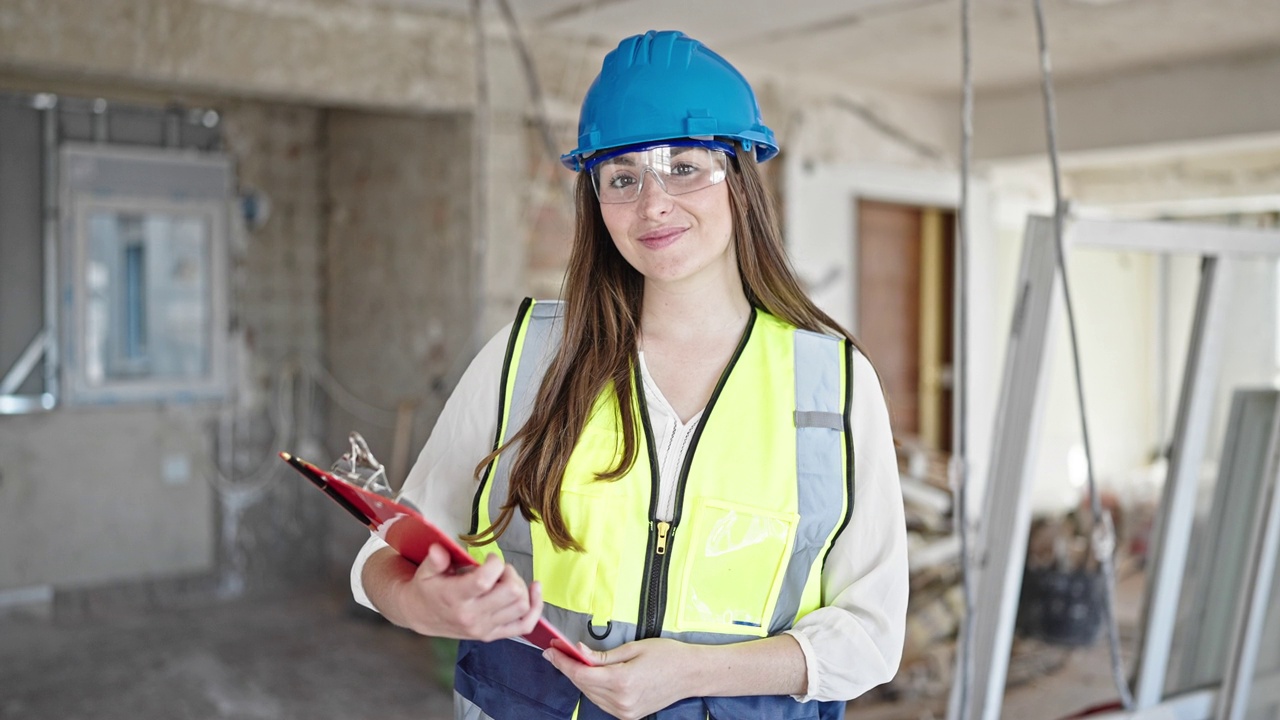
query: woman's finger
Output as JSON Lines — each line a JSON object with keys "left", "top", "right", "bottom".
{"left": 412, "top": 543, "right": 453, "bottom": 581}
{"left": 490, "top": 580, "right": 544, "bottom": 639}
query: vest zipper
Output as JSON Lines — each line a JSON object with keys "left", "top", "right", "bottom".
{"left": 655, "top": 521, "right": 671, "bottom": 554}
{"left": 635, "top": 365, "right": 669, "bottom": 641}
{"left": 639, "top": 520, "right": 673, "bottom": 639}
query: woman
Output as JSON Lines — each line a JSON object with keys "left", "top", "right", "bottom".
{"left": 352, "top": 30, "right": 907, "bottom": 720}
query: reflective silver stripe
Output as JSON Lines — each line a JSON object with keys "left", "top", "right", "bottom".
{"left": 454, "top": 690, "right": 494, "bottom": 720}
{"left": 794, "top": 410, "right": 843, "bottom": 430}
{"left": 542, "top": 602, "right": 635, "bottom": 651}
{"left": 490, "top": 301, "right": 564, "bottom": 582}
{"left": 770, "top": 329, "right": 847, "bottom": 633}
{"left": 660, "top": 627, "right": 780, "bottom": 646}
{"left": 546, "top": 597, "right": 768, "bottom": 649}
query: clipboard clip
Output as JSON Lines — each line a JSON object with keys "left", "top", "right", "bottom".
{"left": 330, "top": 431, "right": 393, "bottom": 498}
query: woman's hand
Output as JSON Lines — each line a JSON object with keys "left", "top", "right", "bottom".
{"left": 366, "top": 544, "right": 543, "bottom": 641}
{"left": 543, "top": 638, "right": 699, "bottom": 720}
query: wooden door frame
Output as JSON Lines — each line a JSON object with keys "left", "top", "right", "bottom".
{"left": 783, "top": 158, "right": 998, "bottom": 511}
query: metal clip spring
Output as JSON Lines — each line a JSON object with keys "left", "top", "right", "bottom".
{"left": 330, "top": 431, "right": 393, "bottom": 498}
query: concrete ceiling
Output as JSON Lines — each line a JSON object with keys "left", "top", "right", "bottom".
{"left": 360, "top": 0, "right": 1280, "bottom": 96}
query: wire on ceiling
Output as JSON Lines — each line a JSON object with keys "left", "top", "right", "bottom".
{"left": 493, "top": 0, "right": 574, "bottom": 202}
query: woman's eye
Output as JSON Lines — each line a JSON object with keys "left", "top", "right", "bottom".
{"left": 671, "top": 162, "right": 701, "bottom": 177}
{"left": 608, "top": 172, "right": 638, "bottom": 189}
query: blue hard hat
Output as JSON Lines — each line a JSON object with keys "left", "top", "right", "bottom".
{"left": 560, "top": 30, "right": 779, "bottom": 172}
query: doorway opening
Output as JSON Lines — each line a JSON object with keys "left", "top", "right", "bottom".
{"left": 855, "top": 198, "right": 956, "bottom": 454}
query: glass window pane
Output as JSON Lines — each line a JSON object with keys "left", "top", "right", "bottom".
{"left": 84, "top": 209, "right": 211, "bottom": 386}
{"left": 1245, "top": 556, "right": 1280, "bottom": 719}
{"left": 1164, "top": 255, "right": 1280, "bottom": 697}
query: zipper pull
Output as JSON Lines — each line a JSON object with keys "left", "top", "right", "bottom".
{"left": 655, "top": 521, "right": 671, "bottom": 555}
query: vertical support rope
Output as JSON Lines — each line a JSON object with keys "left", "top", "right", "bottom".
{"left": 952, "top": 0, "right": 975, "bottom": 716}
{"left": 470, "top": 0, "right": 491, "bottom": 355}
{"left": 1030, "top": 0, "right": 1134, "bottom": 709}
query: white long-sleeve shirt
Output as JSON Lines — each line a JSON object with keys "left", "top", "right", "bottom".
{"left": 350, "top": 324, "right": 908, "bottom": 703}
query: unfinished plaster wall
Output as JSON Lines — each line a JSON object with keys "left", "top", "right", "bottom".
{"left": 974, "top": 49, "right": 1280, "bottom": 161}
{"left": 323, "top": 110, "right": 475, "bottom": 566}
{"left": 472, "top": 31, "right": 581, "bottom": 334}
{"left": 0, "top": 0, "right": 472, "bottom": 111}
{"left": 214, "top": 101, "right": 331, "bottom": 594}
{"left": 0, "top": 406, "right": 216, "bottom": 592}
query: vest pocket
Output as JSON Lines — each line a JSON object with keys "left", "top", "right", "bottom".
{"left": 674, "top": 497, "right": 799, "bottom": 637}
{"left": 536, "top": 488, "right": 620, "bottom": 630}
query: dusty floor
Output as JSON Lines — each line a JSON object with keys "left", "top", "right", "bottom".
{"left": 0, "top": 572, "right": 1146, "bottom": 720}
{"left": 0, "top": 585, "right": 455, "bottom": 720}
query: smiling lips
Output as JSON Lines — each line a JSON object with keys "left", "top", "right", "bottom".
{"left": 637, "top": 227, "right": 686, "bottom": 249}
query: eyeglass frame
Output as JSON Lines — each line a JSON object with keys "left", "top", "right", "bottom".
{"left": 584, "top": 139, "right": 737, "bottom": 204}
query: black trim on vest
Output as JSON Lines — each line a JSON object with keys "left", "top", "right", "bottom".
{"left": 635, "top": 308, "right": 758, "bottom": 645}
{"left": 634, "top": 360, "right": 666, "bottom": 642}
{"left": 469, "top": 297, "right": 533, "bottom": 537}
{"left": 636, "top": 361, "right": 664, "bottom": 527}
{"left": 824, "top": 339, "right": 857, "bottom": 569}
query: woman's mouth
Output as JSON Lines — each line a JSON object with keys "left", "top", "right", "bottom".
{"left": 637, "top": 227, "right": 686, "bottom": 249}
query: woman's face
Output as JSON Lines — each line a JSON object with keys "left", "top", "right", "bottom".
{"left": 595, "top": 146, "right": 736, "bottom": 288}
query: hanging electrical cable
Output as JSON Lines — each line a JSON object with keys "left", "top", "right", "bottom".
{"left": 952, "top": 0, "right": 975, "bottom": 717}
{"left": 828, "top": 95, "right": 947, "bottom": 163}
{"left": 493, "top": 0, "right": 574, "bottom": 201}
{"left": 1030, "top": 0, "right": 1135, "bottom": 710}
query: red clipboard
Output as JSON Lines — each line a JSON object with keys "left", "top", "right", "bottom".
{"left": 279, "top": 451, "right": 593, "bottom": 665}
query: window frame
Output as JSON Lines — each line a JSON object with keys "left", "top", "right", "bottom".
{"left": 59, "top": 144, "right": 231, "bottom": 406}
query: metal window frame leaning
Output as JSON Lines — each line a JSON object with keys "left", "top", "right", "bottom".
{"left": 954, "top": 215, "right": 1280, "bottom": 720}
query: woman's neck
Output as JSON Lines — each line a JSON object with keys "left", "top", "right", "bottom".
{"left": 639, "top": 274, "right": 751, "bottom": 346}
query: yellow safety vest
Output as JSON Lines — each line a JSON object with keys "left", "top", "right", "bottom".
{"left": 456, "top": 298, "right": 853, "bottom": 720}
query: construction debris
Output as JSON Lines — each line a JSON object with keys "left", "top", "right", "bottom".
{"left": 852, "top": 440, "right": 1151, "bottom": 709}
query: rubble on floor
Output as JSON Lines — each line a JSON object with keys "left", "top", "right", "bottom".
{"left": 852, "top": 439, "right": 1155, "bottom": 715}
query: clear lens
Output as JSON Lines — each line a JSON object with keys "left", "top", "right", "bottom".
{"left": 590, "top": 145, "right": 729, "bottom": 204}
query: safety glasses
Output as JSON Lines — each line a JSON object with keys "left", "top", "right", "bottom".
{"left": 586, "top": 140, "right": 735, "bottom": 204}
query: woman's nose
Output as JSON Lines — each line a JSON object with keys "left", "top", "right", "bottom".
{"left": 636, "top": 167, "right": 672, "bottom": 217}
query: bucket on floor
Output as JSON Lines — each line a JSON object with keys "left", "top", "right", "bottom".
{"left": 1016, "top": 567, "right": 1105, "bottom": 647}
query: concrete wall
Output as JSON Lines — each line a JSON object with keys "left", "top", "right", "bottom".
{"left": 323, "top": 108, "right": 475, "bottom": 495}
{"left": 0, "top": 0, "right": 472, "bottom": 111}
{"left": 974, "top": 49, "right": 1280, "bottom": 161}
{"left": 0, "top": 405, "right": 215, "bottom": 591}
{"left": 0, "top": 94, "right": 488, "bottom": 596}
{"left": 215, "top": 101, "right": 332, "bottom": 594}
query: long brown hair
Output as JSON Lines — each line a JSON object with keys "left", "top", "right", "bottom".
{"left": 463, "top": 149, "right": 865, "bottom": 551}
